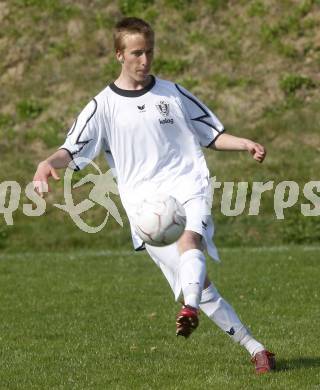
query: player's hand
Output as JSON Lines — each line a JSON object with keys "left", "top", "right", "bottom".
{"left": 33, "top": 161, "right": 60, "bottom": 197}
{"left": 245, "top": 141, "right": 266, "bottom": 163}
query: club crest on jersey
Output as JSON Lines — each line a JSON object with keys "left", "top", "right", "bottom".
{"left": 156, "top": 100, "right": 170, "bottom": 117}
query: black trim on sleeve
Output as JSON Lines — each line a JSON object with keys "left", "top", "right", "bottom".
{"left": 109, "top": 75, "right": 155, "bottom": 97}
{"left": 74, "top": 98, "right": 98, "bottom": 145}
{"left": 206, "top": 128, "right": 226, "bottom": 148}
{"left": 67, "top": 117, "right": 78, "bottom": 136}
{"left": 60, "top": 147, "right": 74, "bottom": 161}
{"left": 134, "top": 242, "right": 146, "bottom": 251}
{"left": 65, "top": 98, "right": 98, "bottom": 160}
{"left": 175, "top": 83, "right": 220, "bottom": 131}
{"left": 59, "top": 147, "right": 80, "bottom": 171}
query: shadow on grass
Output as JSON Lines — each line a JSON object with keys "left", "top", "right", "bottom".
{"left": 277, "top": 357, "right": 320, "bottom": 371}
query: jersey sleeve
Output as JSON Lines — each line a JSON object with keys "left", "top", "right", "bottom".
{"left": 59, "top": 98, "right": 107, "bottom": 170}
{"left": 175, "top": 84, "right": 225, "bottom": 147}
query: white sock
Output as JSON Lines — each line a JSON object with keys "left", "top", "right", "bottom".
{"left": 239, "top": 334, "right": 265, "bottom": 357}
{"left": 200, "top": 284, "right": 265, "bottom": 356}
{"left": 200, "top": 284, "right": 244, "bottom": 333}
{"left": 179, "top": 249, "right": 206, "bottom": 309}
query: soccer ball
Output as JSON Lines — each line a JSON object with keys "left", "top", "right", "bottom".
{"left": 133, "top": 194, "right": 186, "bottom": 247}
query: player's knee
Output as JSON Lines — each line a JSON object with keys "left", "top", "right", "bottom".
{"left": 178, "top": 230, "right": 202, "bottom": 253}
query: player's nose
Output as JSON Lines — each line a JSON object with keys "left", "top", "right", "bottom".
{"left": 141, "top": 53, "right": 148, "bottom": 65}
{"left": 141, "top": 52, "right": 152, "bottom": 67}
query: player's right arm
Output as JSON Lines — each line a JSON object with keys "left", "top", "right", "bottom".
{"left": 33, "top": 96, "right": 107, "bottom": 197}
{"left": 33, "top": 149, "right": 71, "bottom": 197}
{"left": 59, "top": 98, "right": 107, "bottom": 170}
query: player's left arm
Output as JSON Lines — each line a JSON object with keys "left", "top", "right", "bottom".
{"left": 175, "top": 84, "right": 266, "bottom": 163}
{"left": 210, "top": 133, "right": 266, "bottom": 163}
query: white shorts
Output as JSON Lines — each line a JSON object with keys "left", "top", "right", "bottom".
{"left": 130, "top": 196, "right": 219, "bottom": 258}
{"left": 183, "top": 197, "right": 219, "bottom": 262}
{"left": 145, "top": 196, "right": 220, "bottom": 300}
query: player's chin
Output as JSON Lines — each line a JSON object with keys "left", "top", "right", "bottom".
{"left": 136, "top": 71, "right": 150, "bottom": 81}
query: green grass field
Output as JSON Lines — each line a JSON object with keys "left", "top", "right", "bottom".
{"left": 0, "top": 246, "right": 319, "bottom": 389}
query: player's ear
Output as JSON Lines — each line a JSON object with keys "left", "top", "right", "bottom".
{"left": 116, "top": 50, "right": 124, "bottom": 64}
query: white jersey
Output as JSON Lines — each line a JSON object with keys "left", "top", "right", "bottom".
{"left": 60, "top": 76, "right": 224, "bottom": 249}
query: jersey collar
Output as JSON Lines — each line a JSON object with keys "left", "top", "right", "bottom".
{"left": 109, "top": 75, "right": 155, "bottom": 97}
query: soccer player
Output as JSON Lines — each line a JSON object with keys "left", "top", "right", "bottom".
{"left": 33, "top": 17, "right": 275, "bottom": 374}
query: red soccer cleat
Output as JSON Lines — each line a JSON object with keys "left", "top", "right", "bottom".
{"left": 251, "top": 350, "right": 276, "bottom": 374}
{"left": 176, "top": 305, "right": 199, "bottom": 338}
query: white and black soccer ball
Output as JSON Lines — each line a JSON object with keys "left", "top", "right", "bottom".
{"left": 133, "top": 194, "right": 186, "bottom": 247}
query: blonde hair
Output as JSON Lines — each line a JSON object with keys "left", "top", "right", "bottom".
{"left": 113, "top": 17, "right": 154, "bottom": 52}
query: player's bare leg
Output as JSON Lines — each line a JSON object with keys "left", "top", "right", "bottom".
{"left": 176, "top": 230, "right": 205, "bottom": 338}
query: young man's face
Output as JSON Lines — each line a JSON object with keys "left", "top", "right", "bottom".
{"left": 117, "top": 33, "right": 154, "bottom": 83}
